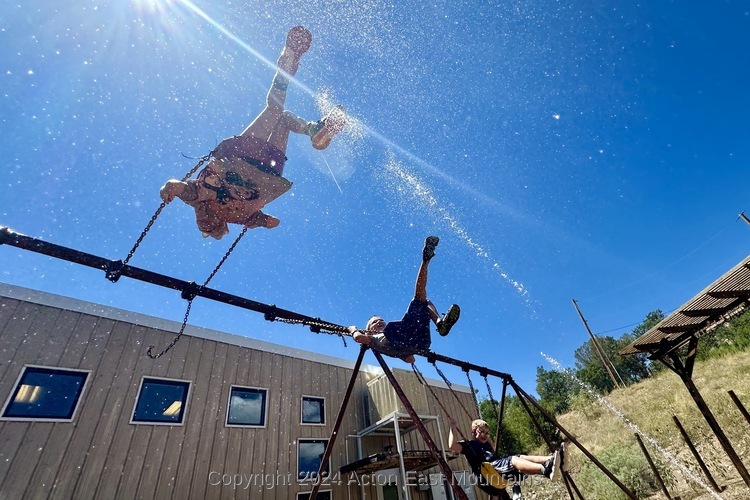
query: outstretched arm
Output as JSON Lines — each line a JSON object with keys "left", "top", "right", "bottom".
{"left": 349, "top": 326, "right": 371, "bottom": 345}
{"left": 448, "top": 419, "right": 463, "bottom": 454}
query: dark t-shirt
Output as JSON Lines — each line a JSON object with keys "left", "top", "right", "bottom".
{"left": 458, "top": 439, "right": 498, "bottom": 474}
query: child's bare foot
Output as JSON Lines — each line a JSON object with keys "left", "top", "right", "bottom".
{"left": 160, "top": 179, "right": 186, "bottom": 203}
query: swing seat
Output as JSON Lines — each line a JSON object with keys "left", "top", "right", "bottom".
{"left": 190, "top": 156, "right": 292, "bottom": 239}
{"left": 480, "top": 462, "right": 509, "bottom": 490}
{"left": 202, "top": 156, "right": 292, "bottom": 216}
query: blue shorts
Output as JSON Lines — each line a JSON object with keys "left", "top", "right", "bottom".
{"left": 383, "top": 299, "right": 431, "bottom": 352}
{"left": 491, "top": 455, "right": 519, "bottom": 475}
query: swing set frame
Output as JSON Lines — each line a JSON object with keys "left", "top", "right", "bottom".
{"left": 307, "top": 346, "right": 638, "bottom": 500}
{"left": 0, "top": 227, "right": 638, "bottom": 500}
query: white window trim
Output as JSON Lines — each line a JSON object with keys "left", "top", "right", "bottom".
{"left": 0, "top": 364, "right": 91, "bottom": 423}
{"left": 300, "top": 394, "right": 326, "bottom": 426}
{"left": 297, "top": 438, "right": 330, "bottom": 483}
{"left": 225, "top": 384, "right": 269, "bottom": 428}
{"left": 129, "top": 375, "right": 192, "bottom": 426}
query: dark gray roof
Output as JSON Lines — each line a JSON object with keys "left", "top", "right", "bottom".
{"left": 621, "top": 255, "right": 750, "bottom": 357}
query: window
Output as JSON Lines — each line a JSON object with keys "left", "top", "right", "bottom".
{"left": 131, "top": 377, "right": 190, "bottom": 425}
{"left": 1, "top": 365, "right": 89, "bottom": 421}
{"left": 226, "top": 386, "right": 267, "bottom": 427}
{"left": 297, "top": 491, "right": 331, "bottom": 500}
{"left": 298, "top": 439, "right": 329, "bottom": 481}
{"left": 301, "top": 396, "right": 325, "bottom": 425}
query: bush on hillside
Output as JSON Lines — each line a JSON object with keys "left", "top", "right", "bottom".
{"left": 576, "top": 442, "right": 661, "bottom": 500}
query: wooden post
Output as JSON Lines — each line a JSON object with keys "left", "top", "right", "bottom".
{"left": 728, "top": 390, "right": 750, "bottom": 426}
{"left": 678, "top": 366, "right": 750, "bottom": 488}
{"left": 572, "top": 299, "right": 624, "bottom": 389}
{"left": 672, "top": 415, "right": 723, "bottom": 493}
{"left": 634, "top": 433, "right": 677, "bottom": 500}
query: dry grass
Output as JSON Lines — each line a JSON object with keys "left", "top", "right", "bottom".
{"left": 550, "top": 350, "right": 750, "bottom": 499}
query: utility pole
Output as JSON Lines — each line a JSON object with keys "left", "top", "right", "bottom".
{"left": 571, "top": 299, "right": 624, "bottom": 389}
{"left": 739, "top": 212, "right": 750, "bottom": 226}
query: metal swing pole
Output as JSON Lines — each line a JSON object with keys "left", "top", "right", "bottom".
{"left": 371, "top": 349, "right": 469, "bottom": 500}
{"left": 493, "top": 380, "right": 508, "bottom": 456}
{"left": 511, "top": 385, "right": 577, "bottom": 500}
{"left": 509, "top": 380, "right": 637, "bottom": 500}
{"left": 0, "top": 227, "right": 345, "bottom": 331}
{"left": 309, "top": 345, "right": 368, "bottom": 500}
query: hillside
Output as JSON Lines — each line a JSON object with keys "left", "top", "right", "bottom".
{"left": 528, "top": 350, "right": 750, "bottom": 499}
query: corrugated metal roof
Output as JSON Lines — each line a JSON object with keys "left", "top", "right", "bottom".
{"left": 621, "top": 254, "right": 750, "bottom": 357}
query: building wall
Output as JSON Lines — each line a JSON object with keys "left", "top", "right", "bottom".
{"left": 0, "top": 286, "right": 484, "bottom": 500}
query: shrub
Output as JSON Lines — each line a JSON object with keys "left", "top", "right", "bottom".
{"left": 577, "top": 442, "right": 660, "bottom": 499}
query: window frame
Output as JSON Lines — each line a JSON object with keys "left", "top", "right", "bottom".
{"left": 297, "top": 438, "right": 331, "bottom": 483}
{"left": 300, "top": 395, "right": 326, "bottom": 426}
{"left": 0, "top": 364, "right": 91, "bottom": 422}
{"left": 225, "top": 385, "right": 269, "bottom": 428}
{"left": 129, "top": 376, "right": 192, "bottom": 426}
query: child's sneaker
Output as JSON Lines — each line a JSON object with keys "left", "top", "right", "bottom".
{"left": 423, "top": 236, "right": 439, "bottom": 261}
{"left": 542, "top": 450, "right": 561, "bottom": 482}
{"left": 559, "top": 442, "right": 566, "bottom": 473}
{"left": 437, "top": 304, "right": 460, "bottom": 337}
{"left": 286, "top": 26, "right": 312, "bottom": 56}
{"left": 310, "top": 105, "right": 347, "bottom": 150}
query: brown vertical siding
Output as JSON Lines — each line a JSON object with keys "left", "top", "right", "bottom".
{"left": 71, "top": 321, "right": 140, "bottom": 499}
{"left": 3, "top": 306, "right": 92, "bottom": 500}
{"left": 0, "top": 291, "right": 483, "bottom": 500}
{"left": 31, "top": 318, "right": 129, "bottom": 500}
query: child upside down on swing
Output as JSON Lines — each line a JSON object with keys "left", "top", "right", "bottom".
{"left": 160, "top": 26, "right": 346, "bottom": 239}
{"left": 348, "top": 236, "right": 461, "bottom": 363}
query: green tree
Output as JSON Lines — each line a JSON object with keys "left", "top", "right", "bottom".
{"left": 574, "top": 336, "right": 619, "bottom": 393}
{"left": 697, "top": 307, "right": 750, "bottom": 360}
{"left": 628, "top": 310, "right": 665, "bottom": 374}
{"left": 574, "top": 311, "right": 661, "bottom": 392}
{"left": 536, "top": 366, "right": 576, "bottom": 414}
{"left": 478, "top": 395, "right": 559, "bottom": 456}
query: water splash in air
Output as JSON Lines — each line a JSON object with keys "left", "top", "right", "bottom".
{"left": 541, "top": 353, "right": 723, "bottom": 500}
{"left": 382, "top": 155, "right": 530, "bottom": 303}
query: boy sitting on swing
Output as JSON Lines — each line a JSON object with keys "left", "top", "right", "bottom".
{"left": 448, "top": 418, "right": 563, "bottom": 492}
{"left": 349, "top": 236, "right": 460, "bottom": 363}
{"left": 160, "top": 26, "right": 346, "bottom": 239}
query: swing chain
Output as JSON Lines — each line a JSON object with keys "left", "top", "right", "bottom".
{"left": 148, "top": 297, "right": 194, "bottom": 359}
{"left": 429, "top": 360, "right": 476, "bottom": 421}
{"left": 412, "top": 362, "right": 471, "bottom": 441}
{"left": 432, "top": 361, "right": 452, "bottom": 387}
{"left": 482, "top": 372, "right": 497, "bottom": 407}
{"left": 203, "top": 226, "right": 248, "bottom": 287}
{"left": 146, "top": 226, "right": 247, "bottom": 359}
{"left": 108, "top": 152, "right": 214, "bottom": 283}
{"left": 464, "top": 368, "right": 481, "bottom": 418}
{"left": 272, "top": 316, "right": 351, "bottom": 347}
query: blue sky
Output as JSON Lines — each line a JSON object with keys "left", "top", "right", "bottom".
{"left": 1, "top": 0, "right": 749, "bottom": 396}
